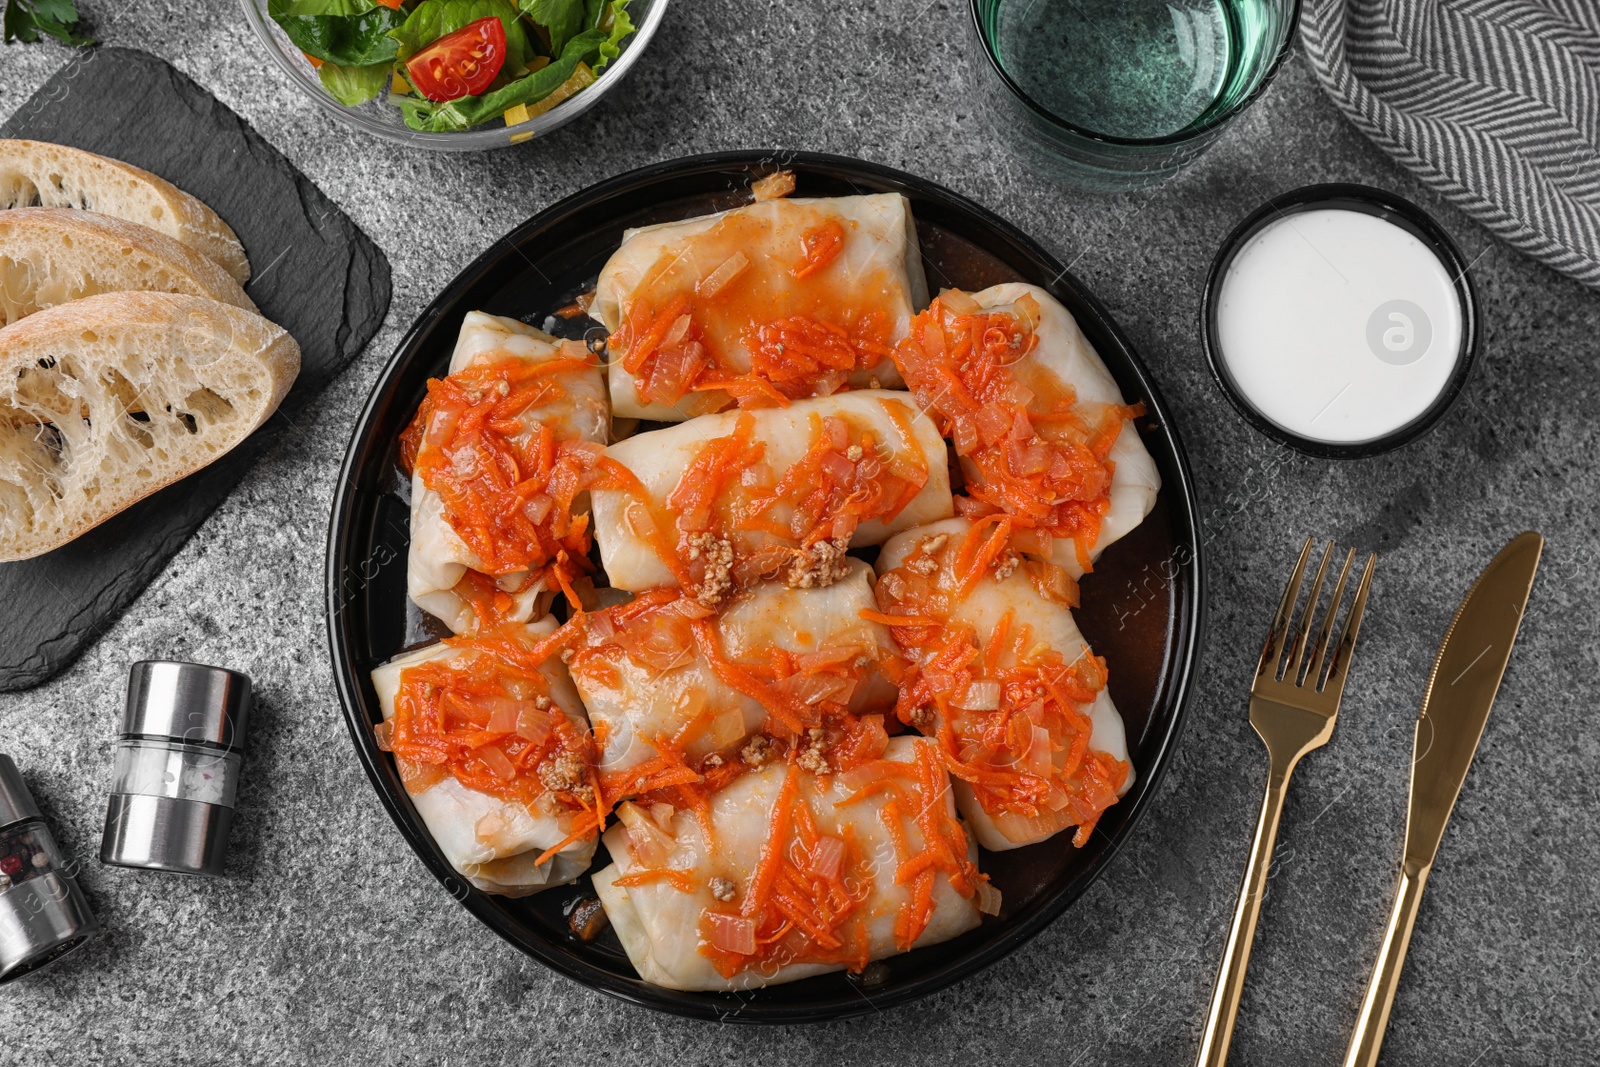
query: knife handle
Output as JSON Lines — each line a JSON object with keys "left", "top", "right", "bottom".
{"left": 1194, "top": 759, "right": 1296, "bottom": 1067}
{"left": 1342, "top": 863, "right": 1433, "bottom": 1067}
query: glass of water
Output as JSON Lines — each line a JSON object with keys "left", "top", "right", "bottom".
{"left": 968, "top": 0, "right": 1301, "bottom": 190}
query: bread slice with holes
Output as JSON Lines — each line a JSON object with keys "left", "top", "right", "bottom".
{"left": 0, "top": 291, "right": 300, "bottom": 561}
{"left": 0, "top": 139, "right": 251, "bottom": 284}
{"left": 0, "top": 207, "right": 256, "bottom": 328}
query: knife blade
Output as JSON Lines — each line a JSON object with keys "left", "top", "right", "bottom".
{"left": 1342, "top": 530, "right": 1543, "bottom": 1067}
{"left": 1403, "top": 530, "right": 1543, "bottom": 871}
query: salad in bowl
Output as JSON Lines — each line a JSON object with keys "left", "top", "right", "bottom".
{"left": 264, "top": 0, "right": 636, "bottom": 134}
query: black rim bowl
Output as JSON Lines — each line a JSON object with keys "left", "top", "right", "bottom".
{"left": 325, "top": 150, "right": 1206, "bottom": 1022}
{"left": 1200, "top": 183, "right": 1480, "bottom": 459}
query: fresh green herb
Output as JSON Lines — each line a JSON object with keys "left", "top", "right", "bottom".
{"left": 268, "top": 0, "right": 404, "bottom": 67}
{"left": 2, "top": 0, "right": 93, "bottom": 46}
{"left": 395, "top": 0, "right": 632, "bottom": 131}
{"left": 389, "top": 0, "right": 529, "bottom": 72}
{"left": 318, "top": 60, "right": 391, "bottom": 106}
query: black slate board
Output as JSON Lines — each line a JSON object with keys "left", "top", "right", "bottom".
{"left": 0, "top": 47, "right": 391, "bottom": 691}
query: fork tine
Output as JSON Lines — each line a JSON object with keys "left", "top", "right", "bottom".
{"left": 1287, "top": 542, "right": 1335, "bottom": 679}
{"left": 1306, "top": 548, "right": 1356, "bottom": 687}
{"left": 1322, "top": 552, "right": 1377, "bottom": 695}
{"left": 1260, "top": 537, "right": 1314, "bottom": 678}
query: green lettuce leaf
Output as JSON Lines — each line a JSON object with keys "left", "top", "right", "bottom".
{"left": 318, "top": 60, "right": 391, "bottom": 106}
{"left": 591, "top": 0, "right": 631, "bottom": 71}
{"left": 389, "top": 0, "right": 529, "bottom": 74}
{"left": 268, "top": 0, "right": 402, "bottom": 66}
{"left": 396, "top": 0, "right": 633, "bottom": 132}
{"left": 3, "top": 0, "right": 93, "bottom": 45}
{"left": 517, "top": 0, "right": 583, "bottom": 55}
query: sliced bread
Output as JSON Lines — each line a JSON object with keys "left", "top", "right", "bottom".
{"left": 0, "top": 139, "right": 251, "bottom": 284}
{"left": 0, "top": 291, "right": 301, "bottom": 561}
{"left": 0, "top": 207, "right": 255, "bottom": 328}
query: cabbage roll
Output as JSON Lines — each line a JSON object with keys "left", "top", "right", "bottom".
{"left": 567, "top": 560, "right": 896, "bottom": 787}
{"left": 404, "top": 311, "right": 610, "bottom": 634}
{"left": 370, "top": 618, "right": 599, "bottom": 895}
{"left": 589, "top": 390, "right": 952, "bottom": 596}
{"left": 876, "top": 517, "right": 1133, "bottom": 851}
{"left": 592, "top": 193, "right": 928, "bottom": 421}
{"left": 592, "top": 736, "right": 987, "bottom": 991}
{"left": 891, "top": 283, "right": 1160, "bottom": 576}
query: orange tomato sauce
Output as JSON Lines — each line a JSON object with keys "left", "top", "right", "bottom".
{"left": 610, "top": 205, "right": 907, "bottom": 412}
{"left": 892, "top": 291, "right": 1141, "bottom": 562}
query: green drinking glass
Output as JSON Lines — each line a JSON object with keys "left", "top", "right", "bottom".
{"left": 969, "top": 0, "right": 1300, "bottom": 190}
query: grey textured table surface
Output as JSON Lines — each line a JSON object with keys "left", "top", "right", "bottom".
{"left": 2, "top": 3, "right": 1597, "bottom": 1063}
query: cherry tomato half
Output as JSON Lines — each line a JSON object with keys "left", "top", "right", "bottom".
{"left": 406, "top": 16, "right": 508, "bottom": 102}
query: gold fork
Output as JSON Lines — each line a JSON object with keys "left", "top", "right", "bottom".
{"left": 1194, "top": 537, "right": 1377, "bottom": 1067}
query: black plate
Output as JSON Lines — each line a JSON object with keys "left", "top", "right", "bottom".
{"left": 326, "top": 151, "right": 1205, "bottom": 1022}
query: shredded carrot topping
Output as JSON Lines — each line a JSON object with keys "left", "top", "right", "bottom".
{"left": 890, "top": 291, "right": 1143, "bottom": 559}
{"left": 400, "top": 353, "right": 634, "bottom": 627}
{"left": 875, "top": 535, "right": 1129, "bottom": 848}
{"left": 383, "top": 629, "right": 600, "bottom": 861}
{"left": 692, "top": 741, "right": 981, "bottom": 978}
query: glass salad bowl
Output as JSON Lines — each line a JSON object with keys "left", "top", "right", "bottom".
{"left": 240, "top": 0, "right": 667, "bottom": 151}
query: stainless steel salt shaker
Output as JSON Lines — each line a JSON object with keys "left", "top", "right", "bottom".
{"left": 100, "top": 661, "right": 251, "bottom": 877}
{"left": 0, "top": 754, "right": 99, "bottom": 983}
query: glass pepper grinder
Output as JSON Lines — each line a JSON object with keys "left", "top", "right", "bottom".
{"left": 100, "top": 661, "right": 251, "bottom": 878}
{"left": 0, "top": 754, "right": 100, "bottom": 983}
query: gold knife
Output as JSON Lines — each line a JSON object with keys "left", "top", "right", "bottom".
{"left": 1342, "top": 531, "right": 1544, "bottom": 1067}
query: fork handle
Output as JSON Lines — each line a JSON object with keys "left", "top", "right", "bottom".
{"left": 1341, "top": 863, "right": 1432, "bottom": 1067}
{"left": 1194, "top": 755, "right": 1298, "bottom": 1067}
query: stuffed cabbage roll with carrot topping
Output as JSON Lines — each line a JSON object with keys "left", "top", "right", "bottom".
{"left": 591, "top": 735, "right": 991, "bottom": 991}
{"left": 370, "top": 618, "right": 601, "bottom": 896}
{"left": 891, "top": 283, "right": 1160, "bottom": 577}
{"left": 592, "top": 194, "right": 927, "bottom": 421}
{"left": 567, "top": 560, "right": 897, "bottom": 793}
{"left": 399, "top": 312, "right": 611, "bottom": 634}
{"left": 589, "top": 390, "right": 952, "bottom": 599}
{"left": 874, "top": 517, "right": 1134, "bottom": 851}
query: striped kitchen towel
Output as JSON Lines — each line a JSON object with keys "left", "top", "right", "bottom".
{"left": 1301, "top": 0, "right": 1600, "bottom": 291}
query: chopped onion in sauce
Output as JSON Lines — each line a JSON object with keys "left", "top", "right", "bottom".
{"left": 697, "top": 252, "right": 750, "bottom": 298}
{"left": 396, "top": 756, "right": 446, "bottom": 794}
{"left": 477, "top": 743, "right": 517, "bottom": 782}
{"left": 750, "top": 170, "right": 796, "bottom": 201}
{"left": 976, "top": 879, "right": 1003, "bottom": 916}
{"left": 515, "top": 704, "right": 551, "bottom": 744}
{"left": 485, "top": 699, "right": 521, "bottom": 735}
{"left": 619, "top": 801, "right": 676, "bottom": 866}
{"left": 1023, "top": 726, "right": 1054, "bottom": 775}
{"left": 811, "top": 835, "right": 845, "bottom": 881}
{"left": 956, "top": 680, "right": 1001, "bottom": 711}
{"left": 707, "top": 912, "right": 758, "bottom": 955}
{"left": 662, "top": 313, "right": 693, "bottom": 350}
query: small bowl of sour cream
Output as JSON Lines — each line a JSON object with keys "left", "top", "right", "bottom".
{"left": 1202, "top": 184, "right": 1479, "bottom": 458}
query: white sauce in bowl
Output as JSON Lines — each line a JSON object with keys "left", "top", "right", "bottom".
{"left": 1214, "top": 208, "right": 1464, "bottom": 445}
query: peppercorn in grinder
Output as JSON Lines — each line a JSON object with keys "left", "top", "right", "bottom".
{"left": 0, "top": 755, "right": 100, "bottom": 983}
